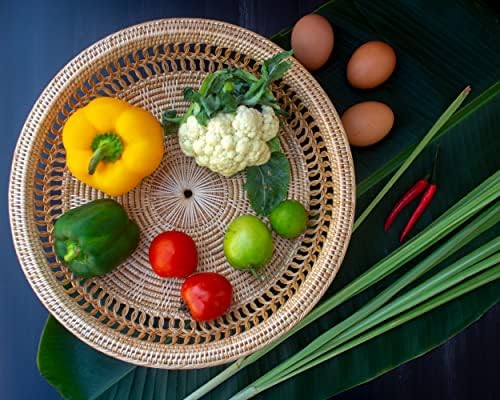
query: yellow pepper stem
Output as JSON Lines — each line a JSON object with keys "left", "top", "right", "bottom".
{"left": 88, "top": 133, "right": 123, "bottom": 175}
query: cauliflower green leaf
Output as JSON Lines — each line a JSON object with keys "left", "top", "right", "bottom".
{"left": 267, "top": 137, "right": 282, "bottom": 153}
{"left": 162, "top": 50, "right": 293, "bottom": 132}
{"left": 245, "top": 151, "right": 290, "bottom": 216}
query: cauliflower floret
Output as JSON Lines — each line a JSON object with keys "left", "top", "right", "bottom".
{"left": 256, "top": 145, "right": 271, "bottom": 165}
{"left": 232, "top": 106, "right": 263, "bottom": 139}
{"left": 261, "top": 106, "right": 280, "bottom": 141}
{"left": 178, "top": 105, "right": 280, "bottom": 176}
{"left": 178, "top": 117, "right": 201, "bottom": 156}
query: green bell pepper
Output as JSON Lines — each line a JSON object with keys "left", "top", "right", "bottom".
{"left": 53, "top": 199, "right": 140, "bottom": 277}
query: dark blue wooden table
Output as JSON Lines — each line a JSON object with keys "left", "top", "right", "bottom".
{"left": 1, "top": 1, "right": 498, "bottom": 399}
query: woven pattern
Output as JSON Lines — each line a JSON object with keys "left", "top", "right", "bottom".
{"left": 9, "top": 19, "right": 355, "bottom": 368}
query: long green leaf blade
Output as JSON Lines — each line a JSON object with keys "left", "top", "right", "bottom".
{"left": 273, "top": 264, "right": 500, "bottom": 390}
{"left": 271, "top": 237, "right": 500, "bottom": 385}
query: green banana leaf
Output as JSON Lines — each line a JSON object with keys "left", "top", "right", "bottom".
{"left": 37, "top": 0, "right": 500, "bottom": 399}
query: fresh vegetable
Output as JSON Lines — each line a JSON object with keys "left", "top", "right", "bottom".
{"left": 149, "top": 231, "right": 198, "bottom": 278}
{"left": 384, "top": 177, "right": 429, "bottom": 231}
{"left": 162, "top": 51, "right": 293, "bottom": 177}
{"left": 62, "top": 97, "right": 164, "bottom": 196}
{"left": 269, "top": 200, "right": 308, "bottom": 238}
{"left": 163, "top": 50, "right": 293, "bottom": 132}
{"left": 181, "top": 273, "right": 233, "bottom": 321}
{"left": 385, "top": 148, "right": 439, "bottom": 241}
{"left": 400, "top": 182, "right": 437, "bottom": 242}
{"left": 183, "top": 87, "right": 473, "bottom": 400}
{"left": 176, "top": 105, "right": 280, "bottom": 176}
{"left": 53, "top": 199, "right": 140, "bottom": 278}
{"left": 162, "top": 52, "right": 293, "bottom": 212}
{"left": 223, "top": 215, "right": 274, "bottom": 274}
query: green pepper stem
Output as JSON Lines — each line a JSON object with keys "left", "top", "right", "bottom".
{"left": 88, "top": 133, "right": 124, "bottom": 175}
{"left": 64, "top": 241, "right": 80, "bottom": 262}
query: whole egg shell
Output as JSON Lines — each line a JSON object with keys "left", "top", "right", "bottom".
{"left": 341, "top": 101, "right": 395, "bottom": 147}
{"left": 291, "top": 14, "right": 334, "bottom": 71}
{"left": 347, "top": 41, "right": 396, "bottom": 89}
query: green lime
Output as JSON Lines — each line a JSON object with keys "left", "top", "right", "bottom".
{"left": 269, "top": 200, "right": 308, "bottom": 239}
{"left": 223, "top": 215, "right": 273, "bottom": 272}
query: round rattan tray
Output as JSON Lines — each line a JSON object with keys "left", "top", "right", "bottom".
{"left": 8, "top": 18, "right": 355, "bottom": 368}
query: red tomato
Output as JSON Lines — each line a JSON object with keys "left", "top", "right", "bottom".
{"left": 181, "top": 273, "right": 233, "bottom": 321}
{"left": 149, "top": 231, "right": 198, "bottom": 278}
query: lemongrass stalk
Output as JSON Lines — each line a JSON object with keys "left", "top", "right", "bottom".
{"left": 232, "top": 263, "right": 500, "bottom": 400}
{"left": 234, "top": 206, "right": 499, "bottom": 389}
{"left": 353, "top": 86, "right": 470, "bottom": 231}
{"left": 327, "top": 250, "right": 500, "bottom": 350}
{"left": 184, "top": 171, "right": 499, "bottom": 400}
{"left": 270, "top": 239, "right": 500, "bottom": 383}
{"left": 272, "top": 262, "right": 500, "bottom": 387}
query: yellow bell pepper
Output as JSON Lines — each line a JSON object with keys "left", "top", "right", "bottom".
{"left": 62, "top": 97, "right": 164, "bottom": 196}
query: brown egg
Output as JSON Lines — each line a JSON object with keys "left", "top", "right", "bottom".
{"left": 341, "top": 101, "right": 394, "bottom": 147}
{"left": 347, "top": 41, "right": 396, "bottom": 89}
{"left": 291, "top": 14, "right": 334, "bottom": 71}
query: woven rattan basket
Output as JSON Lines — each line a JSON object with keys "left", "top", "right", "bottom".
{"left": 9, "top": 19, "right": 355, "bottom": 368}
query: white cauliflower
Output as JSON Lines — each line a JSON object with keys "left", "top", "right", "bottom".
{"left": 178, "top": 105, "right": 280, "bottom": 176}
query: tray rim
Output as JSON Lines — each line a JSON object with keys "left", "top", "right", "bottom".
{"left": 8, "top": 17, "right": 356, "bottom": 368}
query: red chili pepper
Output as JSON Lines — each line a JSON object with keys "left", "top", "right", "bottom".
{"left": 399, "top": 147, "right": 440, "bottom": 242}
{"left": 399, "top": 183, "right": 437, "bottom": 242}
{"left": 384, "top": 177, "right": 430, "bottom": 231}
